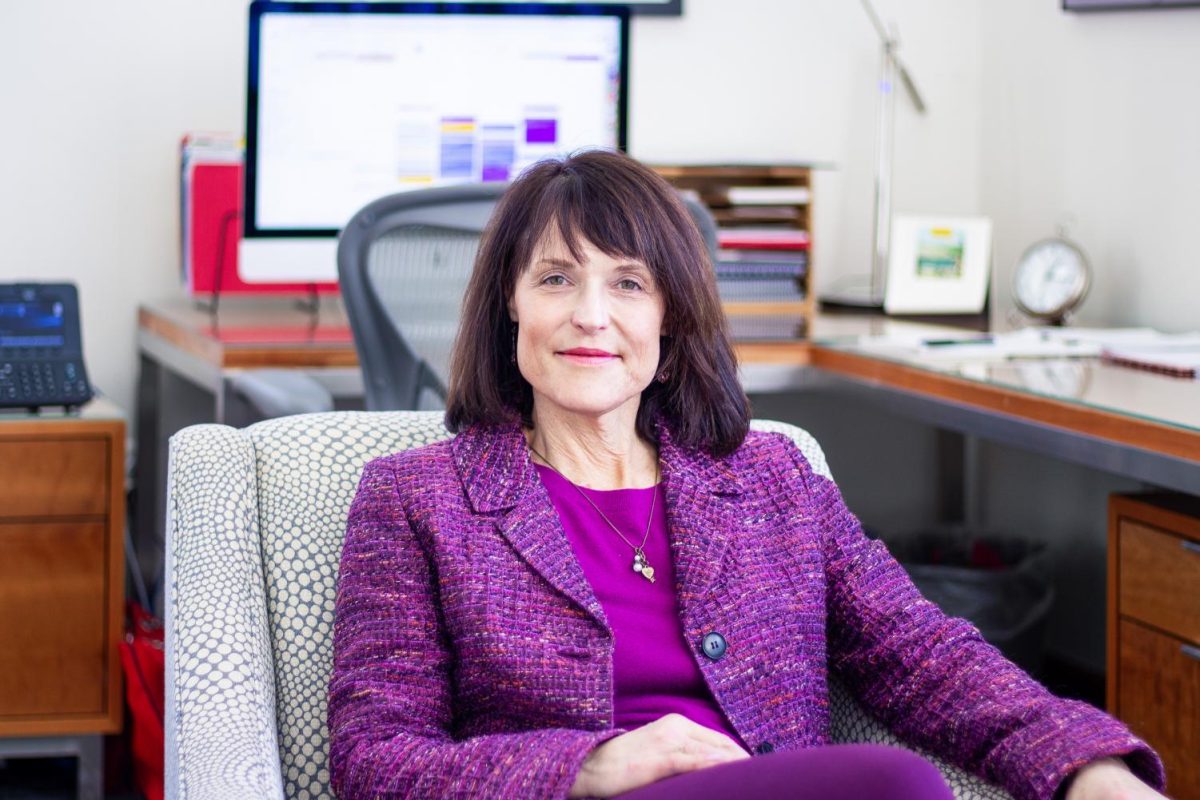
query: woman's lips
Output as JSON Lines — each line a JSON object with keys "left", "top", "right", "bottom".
{"left": 558, "top": 348, "right": 618, "bottom": 363}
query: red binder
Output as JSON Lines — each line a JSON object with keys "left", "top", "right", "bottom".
{"left": 716, "top": 229, "right": 811, "bottom": 252}
{"left": 182, "top": 136, "right": 339, "bottom": 296}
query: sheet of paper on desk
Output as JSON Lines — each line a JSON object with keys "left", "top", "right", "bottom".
{"left": 1041, "top": 327, "right": 1200, "bottom": 378}
{"left": 856, "top": 328, "right": 1101, "bottom": 361}
{"left": 1035, "top": 327, "right": 1166, "bottom": 346}
{"left": 1099, "top": 333, "right": 1200, "bottom": 379}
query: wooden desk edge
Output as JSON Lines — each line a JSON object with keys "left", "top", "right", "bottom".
{"left": 734, "top": 340, "right": 814, "bottom": 365}
{"left": 139, "top": 305, "right": 358, "bottom": 369}
{"left": 106, "top": 420, "right": 126, "bottom": 732}
{"left": 0, "top": 417, "right": 124, "bottom": 438}
{"left": 811, "top": 347, "right": 1200, "bottom": 464}
{"left": 139, "top": 306, "right": 224, "bottom": 366}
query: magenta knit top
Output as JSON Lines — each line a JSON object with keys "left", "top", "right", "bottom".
{"left": 534, "top": 464, "right": 744, "bottom": 746}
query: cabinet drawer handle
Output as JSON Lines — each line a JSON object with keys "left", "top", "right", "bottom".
{"left": 1183, "top": 540, "right": 1200, "bottom": 556}
{"left": 1184, "top": 644, "right": 1200, "bottom": 662}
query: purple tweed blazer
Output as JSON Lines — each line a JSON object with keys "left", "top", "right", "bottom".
{"left": 329, "top": 422, "right": 1164, "bottom": 800}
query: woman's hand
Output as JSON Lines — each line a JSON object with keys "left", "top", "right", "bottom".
{"left": 1064, "top": 757, "right": 1166, "bottom": 800}
{"left": 568, "top": 714, "right": 750, "bottom": 798}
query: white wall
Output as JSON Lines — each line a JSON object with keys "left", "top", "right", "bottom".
{"left": 631, "top": 0, "right": 985, "bottom": 300}
{"left": 0, "top": 2, "right": 248, "bottom": 415}
{"left": 980, "top": 0, "right": 1200, "bottom": 332}
{"left": 0, "top": 0, "right": 984, "bottom": 414}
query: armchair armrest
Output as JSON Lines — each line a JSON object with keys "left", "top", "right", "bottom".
{"left": 165, "top": 424, "right": 285, "bottom": 800}
{"left": 829, "top": 675, "right": 1011, "bottom": 799}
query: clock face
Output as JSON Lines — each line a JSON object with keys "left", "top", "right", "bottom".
{"left": 1014, "top": 359, "right": 1091, "bottom": 400}
{"left": 1012, "top": 238, "right": 1091, "bottom": 320}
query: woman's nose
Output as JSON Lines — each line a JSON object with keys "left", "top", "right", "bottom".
{"left": 571, "top": 284, "right": 610, "bottom": 332}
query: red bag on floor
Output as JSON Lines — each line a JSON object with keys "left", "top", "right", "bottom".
{"left": 121, "top": 601, "right": 164, "bottom": 800}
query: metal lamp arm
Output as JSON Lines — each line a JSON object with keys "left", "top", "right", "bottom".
{"left": 861, "top": 0, "right": 928, "bottom": 305}
{"left": 861, "top": 0, "right": 927, "bottom": 115}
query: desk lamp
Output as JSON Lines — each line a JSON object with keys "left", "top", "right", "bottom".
{"left": 821, "top": 0, "right": 927, "bottom": 310}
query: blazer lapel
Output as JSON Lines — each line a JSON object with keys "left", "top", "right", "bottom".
{"left": 657, "top": 423, "right": 744, "bottom": 621}
{"left": 452, "top": 423, "right": 608, "bottom": 632}
{"left": 449, "top": 420, "right": 744, "bottom": 632}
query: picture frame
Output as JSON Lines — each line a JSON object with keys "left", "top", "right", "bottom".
{"left": 453, "top": 0, "right": 683, "bottom": 15}
{"left": 883, "top": 215, "right": 993, "bottom": 315}
{"left": 624, "top": 0, "right": 682, "bottom": 16}
{"left": 1064, "top": 0, "right": 1200, "bottom": 10}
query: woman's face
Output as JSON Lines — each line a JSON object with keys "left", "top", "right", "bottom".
{"left": 509, "top": 227, "right": 666, "bottom": 424}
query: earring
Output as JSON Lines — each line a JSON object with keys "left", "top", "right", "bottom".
{"left": 656, "top": 369, "right": 670, "bottom": 383}
{"left": 510, "top": 324, "right": 518, "bottom": 365}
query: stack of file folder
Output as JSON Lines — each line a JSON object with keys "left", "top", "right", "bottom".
{"left": 179, "top": 132, "right": 338, "bottom": 297}
{"left": 715, "top": 229, "right": 808, "bottom": 340}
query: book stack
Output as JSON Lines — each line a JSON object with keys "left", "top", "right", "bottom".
{"left": 651, "top": 164, "right": 815, "bottom": 341}
{"left": 715, "top": 228, "right": 810, "bottom": 340}
{"left": 715, "top": 228, "right": 810, "bottom": 303}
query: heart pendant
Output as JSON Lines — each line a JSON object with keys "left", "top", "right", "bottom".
{"left": 640, "top": 566, "right": 655, "bottom": 583}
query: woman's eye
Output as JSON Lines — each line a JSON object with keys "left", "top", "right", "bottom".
{"left": 617, "top": 278, "right": 644, "bottom": 292}
{"left": 541, "top": 274, "right": 568, "bottom": 286}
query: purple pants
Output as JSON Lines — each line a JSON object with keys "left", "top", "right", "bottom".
{"left": 613, "top": 744, "right": 955, "bottom": 800}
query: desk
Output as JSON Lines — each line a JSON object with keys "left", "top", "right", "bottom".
{"left": 807, "top": 327, "right": 1200, "bottom": 493}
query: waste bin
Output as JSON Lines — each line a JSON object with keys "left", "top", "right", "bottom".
{"left": 881, "top": 528, "right": 1055, "bottom": 674}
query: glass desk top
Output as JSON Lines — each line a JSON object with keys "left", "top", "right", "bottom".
{"left": 806, "top": 315, "right": 1200, "bottom": 439}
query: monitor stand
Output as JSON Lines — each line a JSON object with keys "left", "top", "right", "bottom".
{"left": 819, "top": 273, "right": 886, "bottom": 312}
{"left": 238, "top": 238, "right": 339, "bottom": 284}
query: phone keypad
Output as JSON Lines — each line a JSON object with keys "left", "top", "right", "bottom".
{"left": 0, "top": 358, "right": 92, "bottom": 408}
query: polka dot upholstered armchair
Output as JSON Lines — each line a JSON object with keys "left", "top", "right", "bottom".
{"left": 164, "top": 411, "right": 1010, "bottom": 800}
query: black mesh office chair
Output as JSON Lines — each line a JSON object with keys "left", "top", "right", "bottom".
{"left": 337, "top": 184, "right": 508, "bottom": 411}
{"left": 231, "top": 184, "right": 718, "bottom": 416}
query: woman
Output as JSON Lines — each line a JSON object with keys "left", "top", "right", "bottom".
{"left": 329, "top": 150, "right": 1165, "bottom": 800}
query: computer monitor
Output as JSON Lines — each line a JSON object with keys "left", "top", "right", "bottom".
{"left": 241, "top": 1, "right": 630, "bottom": 284}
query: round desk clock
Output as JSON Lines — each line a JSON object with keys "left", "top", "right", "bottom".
{"left": 1012, "top": 236, "right": 1092, "bottom": 325}
{"left": 1015, "top": 359, "right": 1092, "bottom": 401}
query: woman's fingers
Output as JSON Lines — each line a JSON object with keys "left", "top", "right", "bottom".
{"left": 573, "top": 714, "right": 753, "bottom": 797}
{"left": 650, "top": 713, "right": 749, "bottom": 758}
{"left": 684, "top": 723, "right": 751, "bottom": 757}
{"left": 659, "top": 748, "right": 729, "bottom": 778}
{"left": 656, "top": 741, "right": 742, "bottom": 780}
{"left": 648, "top": 714, "right": 751, "bottom": 777}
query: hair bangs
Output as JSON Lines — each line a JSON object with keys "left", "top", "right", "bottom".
{"left": 520, "top": 168, "right": 659, "bottom": 272}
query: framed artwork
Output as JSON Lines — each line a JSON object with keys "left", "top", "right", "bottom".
{"left": 883, "top": 216, "right": 993, "bottom": 315}
{"left": 452, "top": 0, "right": 682, "bottom": 14}
{"left": 624, "top": 0, "right": 682, "bottom": 15}
{"left": 1064, "top": 0, "right": 1200, "bottom": 9}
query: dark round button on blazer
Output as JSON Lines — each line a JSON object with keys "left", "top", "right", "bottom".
{"left": 701, "top": 632, "right": 727, "bottom": 661}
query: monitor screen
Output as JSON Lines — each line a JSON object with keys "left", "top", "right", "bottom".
{"left": 244, "top": 1, "right": 629, "bottom": 240}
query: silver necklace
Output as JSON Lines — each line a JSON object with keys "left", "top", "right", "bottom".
{"left": 529, "top": 443, "right": 660, "bottom": 584}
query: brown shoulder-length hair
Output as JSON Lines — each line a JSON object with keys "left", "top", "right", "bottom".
{"left": 444, "top": 149, "right": 750, "bottom": 457}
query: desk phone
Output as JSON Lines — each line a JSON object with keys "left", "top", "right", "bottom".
{"left": 0, "top": 283, "right": 93, "bottom": 410}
